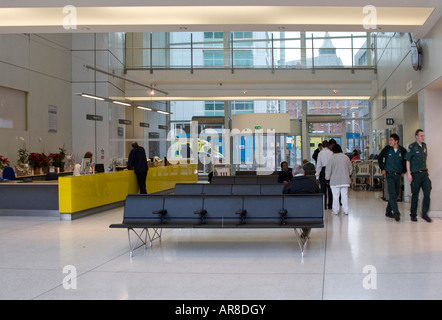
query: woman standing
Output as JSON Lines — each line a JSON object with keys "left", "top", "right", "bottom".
{"left": 325, "top": 145, "right": 353, "bottom": 215}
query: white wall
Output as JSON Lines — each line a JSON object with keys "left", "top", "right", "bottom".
{"left": 71, "top": 33, "right": 126, "bottom": 166}
{"left": 0, "top": 34, "right": 72, "bottom": 164}
{"left": 372, "top": 20, "right": 442, "bottom": 213}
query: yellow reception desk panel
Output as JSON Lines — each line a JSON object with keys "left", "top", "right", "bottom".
{"left": 58, "top": 164, "right": 197, "bottom": 214}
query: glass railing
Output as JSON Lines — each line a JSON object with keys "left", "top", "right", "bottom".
{"left": 125, "top": 32, "right": 376, "bottom": 70}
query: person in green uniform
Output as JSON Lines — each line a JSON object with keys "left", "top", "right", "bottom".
{"left": 404, "top": 129, "right": 432, "bottom": 222}
{"left": 378, "top": 134, "right": 407, "bottom": 221}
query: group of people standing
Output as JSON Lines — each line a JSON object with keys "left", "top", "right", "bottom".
{"left": 378, "top": 129, "right": 432, "bottom": 222}
{"left": 281, "top": 129, "right": 432, "bottom": 223}
{"left": 315, "top": 139, "right": 353, "bottom": 215}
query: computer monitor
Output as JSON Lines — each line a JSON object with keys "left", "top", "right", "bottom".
{"left": 80, "top": 158, "right": 91, "bottom": 175}
{"left": 94, "top": 163, "right": 104, "bottom": 173}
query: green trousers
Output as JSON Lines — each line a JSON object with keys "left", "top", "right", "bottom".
{"left": 410, "top": 171, "right": 432, "bottom": 218}
{"left": 386, "top": 172, "right": 401, "bottom": 215}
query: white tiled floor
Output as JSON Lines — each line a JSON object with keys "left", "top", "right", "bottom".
{"left": 1, "top": 190, "right": 442, "bottom": 300}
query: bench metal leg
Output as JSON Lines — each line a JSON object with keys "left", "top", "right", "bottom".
{"left": 127, "top": 228, "right": 148, "bottom": 258}
{"left": 127, "top": 228, "right": 163, "bottom": 258}
{"left": 146, "top": 228, "right": 162, "bottom": 247}
{"left": 293, "top": 228, "right": 311, "bottom": 257}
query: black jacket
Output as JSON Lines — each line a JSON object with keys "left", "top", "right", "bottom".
{"left": 127, "top": 146, "right": 148, "bottom": 173}
{"left": 282, "top": 175, "right": 320, "bottom": 194}
{"left": 278, "top": 168, "right": 293, "bottom": 183}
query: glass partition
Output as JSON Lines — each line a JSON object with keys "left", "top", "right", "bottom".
{"left": 126, "top": 31, "right": 376, "bottom": 70}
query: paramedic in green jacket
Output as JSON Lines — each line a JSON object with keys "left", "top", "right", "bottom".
{"left": 404, "top": 129, "right": 432, "bottom": 222}
{"left": 378, "top": 133, "right": 407, "bottom": 221}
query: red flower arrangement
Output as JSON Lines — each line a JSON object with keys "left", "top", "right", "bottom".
{"left": 49, "top": 153, "right": 63, "bottom": 167}
{"left": 0, "top": 155, "right": 10, "bottom": 170}
{"left": 28, "top": 153, "right": 50, "bottom": 169}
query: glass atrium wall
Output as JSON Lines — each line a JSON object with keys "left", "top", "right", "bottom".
{"left": 170, "top": 99, "right": 370, "bottom": 172}
{"left": 126, "top": 32, "right": 375, "bottom": 70}
{"left": 126, "top": 31, "right": 373, "bottom": 172}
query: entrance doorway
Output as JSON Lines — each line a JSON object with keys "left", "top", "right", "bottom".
{"left": 309, "top": 135, "right": 343, "bottom": 162}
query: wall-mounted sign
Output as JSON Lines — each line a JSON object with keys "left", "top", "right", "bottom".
{"left": 158, "top": 125, "right": 168, "bottom": 130}
{"left": 139, "top": 122, "right": 150, "bottom": 128}
{"left": 86, "top": 114, "right": 103, "bottom": 121}
{"left": 48, "top": 105, "right": 57, "bottom": 133}
{"left": 118, "top": 119, "right": 132, "bottom": 125}
{"left": 386, "top": 118, "right": 395, "bottom": 125}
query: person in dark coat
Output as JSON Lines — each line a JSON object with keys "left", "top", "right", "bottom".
{"left": 378, "top": 133, "right": 407, "bottom": 221}
{"left": 278, "top": 161, "right": 293, "bottom": 184}
{"left": 282, "top": 164, "right": 321, "bottom": 238}
{"left": 312, "top": 143, "right": 323, "bottom": 164}
{"left": 127, "top": 142, "right": 149, "bottom": 194}
{"left": 283, "top": 164, "right": 320, "bottom": 194}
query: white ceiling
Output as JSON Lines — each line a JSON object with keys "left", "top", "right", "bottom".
{"left": 0, "top": 0, "right": 441, "bottom": 38}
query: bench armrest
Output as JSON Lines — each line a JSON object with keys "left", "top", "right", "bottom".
{"left": 235, "top": 209, "right": 247, "bottom": 225}
{"left": 194, "top": 209, "right": 207, "bottom": 224}
{"left": 153, "top": 209, "right": 167, "bottom": 224}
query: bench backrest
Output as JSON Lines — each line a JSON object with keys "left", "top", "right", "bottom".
{"left": 211, "top": 175, "right": 279, "bottom": 184}
{"left": 174, "top": 183, "right": 204, "bottom": 195}
{"left": 260, "top": 184, "right": 285, "bottom": 194}
{"left": 282, "top": 194, "right": 324, "bottom": 223}
{"left": 123, "top": 195, "right": 164, "bottom": 224}
{"left": 123, "top": 193, "right": 324, "bottom": 227}
{"left": 203, "top": 184, "right": 232, "bottom": 195}
{"left": 174, "top": 183, "right": 284, "bottom": 195}
{"left": 231, "top": 184, "right": 261, "bottom": 195}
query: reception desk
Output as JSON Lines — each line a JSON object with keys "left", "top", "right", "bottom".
{"left": 0, "top": 181, "right": 60, "bottom": 217}
{"left": 58, "top": 164, "right": 197, "bottom": 220}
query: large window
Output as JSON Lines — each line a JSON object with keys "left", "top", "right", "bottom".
{"left": 126, "top": 31, "right": 375, "bottom": 70}
{"left": 204, "top": 101, "right": 225, "bottom": 116}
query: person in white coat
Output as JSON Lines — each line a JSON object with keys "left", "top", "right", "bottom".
{"left": 325, "top": 144, "right": 353, "bottom": 215}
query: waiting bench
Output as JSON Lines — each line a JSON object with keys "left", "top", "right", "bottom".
{"left": 174, "top": 183, "right": 285, "bottom": 195}
{"left": 212, "top": 175, "right": 279, "bottom": 184}
{"left": 109, "top": 193, "right": 324, "bottom": 257}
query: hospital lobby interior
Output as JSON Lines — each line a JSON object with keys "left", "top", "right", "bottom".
{"left": 1, "top": 1, "right": 442, "bottom": 301}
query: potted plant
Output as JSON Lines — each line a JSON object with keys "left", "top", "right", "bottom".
{"left": 58, "top": 145, "right": 67, "bottom": 172}
{"left": 0, "top": 155, "right": 10, "bottom": 176}
{"left": 16, "top": 145, "right": 30, "bottom": 176}
{"left": 49, "top": 153, "right": 62, "bottom": 172}
{"left": 28, "top": 153, "right": 50, "bottom": 175}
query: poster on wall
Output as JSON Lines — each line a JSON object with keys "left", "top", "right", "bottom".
{"left": 48, "top": 105, "right": 57, "bottom": 133}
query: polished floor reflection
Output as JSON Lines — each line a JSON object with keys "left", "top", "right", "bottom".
{"left": 0, "top": 190, "right": 441, "bottom": 300}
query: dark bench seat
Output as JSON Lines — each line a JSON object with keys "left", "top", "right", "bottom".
{"left": 110, "top": 193, "right": 324, "bottom": 257}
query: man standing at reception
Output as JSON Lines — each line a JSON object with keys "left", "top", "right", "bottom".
{"left": 127, "top": 142, "right": 149, "bottom": 194}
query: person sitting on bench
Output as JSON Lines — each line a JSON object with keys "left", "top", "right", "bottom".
{"left": 278, "top": 161, "right": 293, "bottom": 184}
{"left": 282, "top": 164, "right": 320, "bottom": 195}
{"left": 282, "top": 164, "right": 321, "bottom": 239}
